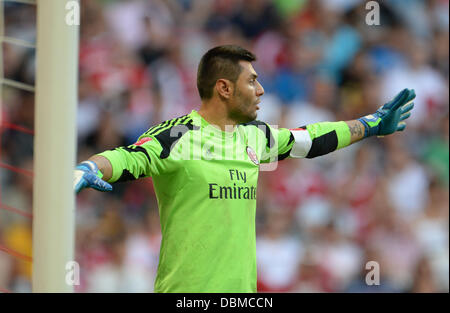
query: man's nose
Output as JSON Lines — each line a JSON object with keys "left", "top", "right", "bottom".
{"left": 256, "top": 81, "right": 264, "bottom": 96}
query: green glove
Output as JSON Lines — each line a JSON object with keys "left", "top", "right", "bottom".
{"left": 358, "top": 88, "right": 416, "bottom": 138}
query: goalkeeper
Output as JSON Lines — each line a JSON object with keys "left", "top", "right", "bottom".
{"left": 74, "top": 45, "right": 415, "bottom": 293}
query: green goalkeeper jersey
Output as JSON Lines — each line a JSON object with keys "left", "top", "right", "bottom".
{"left": 98, "top": 110, "right": 350, "bottom": 292}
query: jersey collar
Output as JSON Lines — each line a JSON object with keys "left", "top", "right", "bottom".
{"left": 190, "top": 110, "right": 237, "bottom": 138}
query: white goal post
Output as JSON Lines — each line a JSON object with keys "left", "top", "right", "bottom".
{"left": 32, "top": 0, "right": 79, "bottom": 292}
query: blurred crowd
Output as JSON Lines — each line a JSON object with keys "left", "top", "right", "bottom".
{"left": 0, "top": 0, "right": 448, "bottom": 293}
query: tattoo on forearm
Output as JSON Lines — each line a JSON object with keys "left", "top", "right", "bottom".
{"left": 349, "top": 123, "right": 363, "bottom": 137}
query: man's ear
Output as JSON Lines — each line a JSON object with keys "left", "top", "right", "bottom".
{"left": 215, "top": 79, "right": 233, "bottom": 99}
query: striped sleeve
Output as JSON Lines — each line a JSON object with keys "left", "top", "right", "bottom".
{"left": 289, "top": 121, "right": 351, "bottom": 159}
{"left": 97, "top": 136, "right": 163, "bottom": 183}
{"left": 97, "top": 115, "right": 192, "bottom": 183}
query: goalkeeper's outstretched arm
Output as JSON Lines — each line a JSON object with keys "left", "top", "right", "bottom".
{"left": 74, "top": 148, "right": 150, "bottom": 194}
{"left": 75, "top": 130, "right": 162, "bottom": 193}
{"left": 288, "top": 88, "right": 415, "bottom": 159}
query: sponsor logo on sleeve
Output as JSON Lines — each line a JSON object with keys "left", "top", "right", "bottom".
{"left": 134, "top": 137, "right": 153, "bottom": 146}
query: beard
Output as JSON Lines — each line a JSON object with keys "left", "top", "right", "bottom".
{"left": 229, "top": 88, "right": 258, "bottom": 124}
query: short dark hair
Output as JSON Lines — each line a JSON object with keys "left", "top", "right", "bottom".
{"left": 197, "top": 45, "right": 256, "bottom": 100}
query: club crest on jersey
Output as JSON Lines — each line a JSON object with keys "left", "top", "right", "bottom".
{"left": 246, "top": 146, "right": 259, "bottom": 165}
